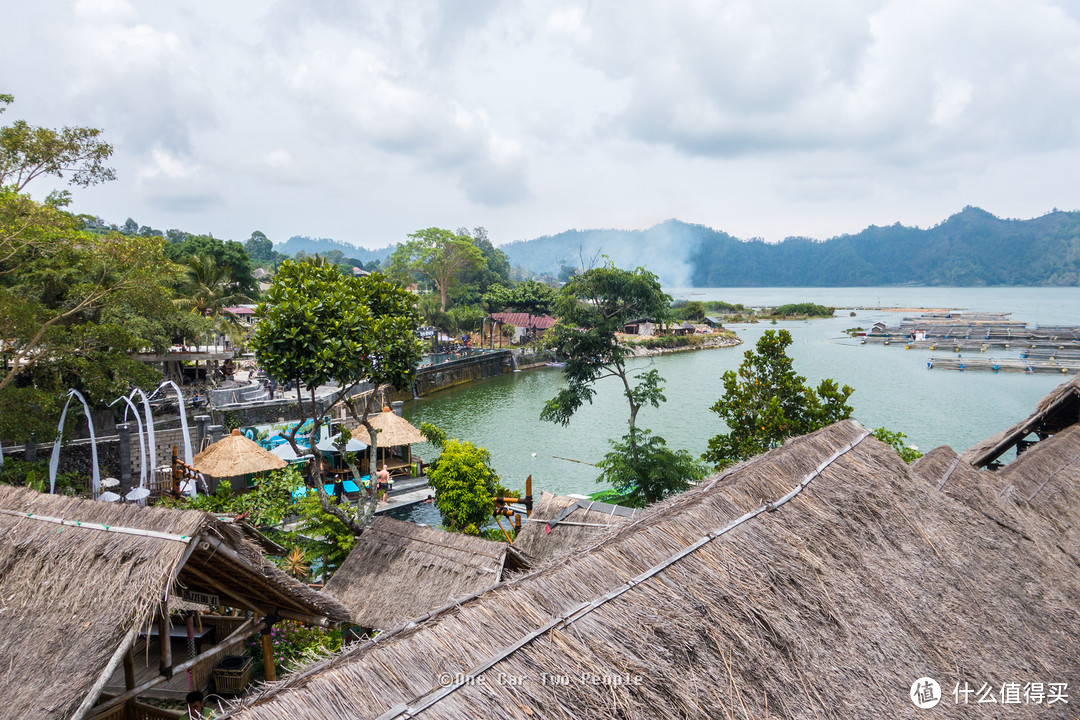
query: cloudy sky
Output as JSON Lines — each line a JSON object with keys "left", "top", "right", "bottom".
{"left": 6, "top": 0, "right": 1080, "bottom": 249}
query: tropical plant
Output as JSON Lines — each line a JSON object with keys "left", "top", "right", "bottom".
{"left": 595, "top": 427, "right": 706, "bottom": 507}
{"left": 426, "top": 439, "right": 501, "bottom": 535}
{"left": 872, "top": 427, "right": 923, "bottom": 463}
{"left": 703, "top": 329, "right": 854, "bottom": 469}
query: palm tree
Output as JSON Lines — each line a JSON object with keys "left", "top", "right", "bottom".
{"left": 175, "top": 254, "right": 254, "bottom": 349}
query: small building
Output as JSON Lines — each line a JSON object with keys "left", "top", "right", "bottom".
{"left": 622, "top": 317, "right": 655, "bottom": 335}
{"left": 0, "top": 486, "right": 348, "bottom": 719}
{"left": 961, "top": 375, "right": 1080, "bottom": 468}
{"left": 703, "top": 316, "right": 725, "bottom": 329}
{"left": 322, "top": 516, "right": 507, "bottom": 632}
{"left": 669, "top": 322, "right": 695, "bottom": 336}
{"left": 222, "top": 305, "right": 257, "bottom": 326}
{"left": 488, "top": 312, "right": 557, "bottom": 344}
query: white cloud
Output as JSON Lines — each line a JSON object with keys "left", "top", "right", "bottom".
{"left": 6, "top": 0, "right": 1080, "bottom": 246}
{"left": 263, "top": 150, "right": 294, "bottom": 170}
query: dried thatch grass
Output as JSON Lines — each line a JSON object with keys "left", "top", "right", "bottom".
{"left": 219, "top": 420, "right": 1080, "bottom": 720}
{"left": 0, "top": 486, "right": 347, "bottom": 720}
{"left": 509, "top": 492, "right": 639, "bottom": 571}
{"left": 192, "top": 429, "right": 286, "bottom": 477}
{"left": 351, "top": 408, "right": 427, "bottom": 448}
{"left": 322, "top": 516, "right": 507, "bottom": 631}
{"left": 962, "top": 375, "right": 1080, "bottom": 467}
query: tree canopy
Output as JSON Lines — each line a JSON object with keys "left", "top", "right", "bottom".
{"left": 0, "top": 94, "right": 116, "bottom": 192}
{"left": 426, "top": 438, "right": 502, "bottom": 535}
{"left": 542, "top": 264, "right": 704, "bottom": 506}
{"left": 482, "top": 278, "right": 556, "bottom": 316}
{"left": 0, "top": 97, "right": 192, "bottom": 442}
{"left": 389, "top": 227, "right": 484, "bottom": 311}
{"left": 703, "top": 329, "right": 854, "bottom": 469}
{"left": 250, "top": 259, "right": 422, "bottom": 534}
{"left": 541, "top": 264, "right": 671, "bottom": 428}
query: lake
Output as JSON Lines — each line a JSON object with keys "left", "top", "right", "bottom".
{"left": 400, "top": 287, "right": 1079, "bottom": 500}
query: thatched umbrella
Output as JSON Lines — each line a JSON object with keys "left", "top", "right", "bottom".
{"left": 358, "top": 407, "right": 428, "bottom": 469}
{"left": 363, "top": 407, "right": 427, "bottom": 447}
{"left": 192, "top": 428, "right": 287, "bottom": 477}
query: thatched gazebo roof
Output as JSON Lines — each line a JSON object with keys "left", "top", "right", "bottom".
{"left": 961, "top": 374, "right": 1080, "bottom": 467}
{"left": 322, "top": 516, "right": 507, "bottom": 631}
{"left": 193, "top": 427, "right": 287, "bottom": 479}
{"left": 353, "top": 407, "right": 427, "bottom": 447}
{"left": 508, "top": 491, "right": 640, "bottom": 571}
{"left": 0, "top": 486, "right": 347, "bottom": 720}
{"left": 192, "top": 428, "right": 287, "bottom": 477}
{"left": 219, "top": 419, "right": 1080, "bottom": 719}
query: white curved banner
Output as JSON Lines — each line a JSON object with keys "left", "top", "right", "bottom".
{"left": 129, "top": 388, "right": 157, "bottom": 485}
{"left": 49, "top": 389, "right": 101, "bottom": 496}
{"left": 110, "top": 395, "right": 147, "bottom": 488}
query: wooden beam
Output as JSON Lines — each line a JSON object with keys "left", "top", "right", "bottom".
{"left": 123, "top": 649, "right": 135, "bottom": 691}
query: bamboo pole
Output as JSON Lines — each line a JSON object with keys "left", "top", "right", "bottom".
{"left": 0, "top": 508, "right": 195, "bottom": 543}
{"left": 262, "top": 627, "right": 277, "bottom": 682}
{"left": 158, "top": 602, "right": 172, "bottom": 677}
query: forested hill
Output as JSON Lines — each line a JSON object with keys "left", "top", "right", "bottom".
{"left": 501, "top": 208, "right": 1080, "bottom": 287}
{"left": 276, "top": 235, "right": 394, "bottom": 263}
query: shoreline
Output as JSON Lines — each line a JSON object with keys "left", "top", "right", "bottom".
{"left": 623, "top": 334, "right": 743, "bottom": 358}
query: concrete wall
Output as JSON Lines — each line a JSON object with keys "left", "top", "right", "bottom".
{"left": 412, "top": 351, "right": 513, "bottom": 396}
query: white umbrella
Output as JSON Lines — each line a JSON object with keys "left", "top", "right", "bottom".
{"left": 125, "top": 487, "right": 151, "bottom": 502}
{"left": 271, "top": 443, "right": 314, "bottom": 462}
{"left": 98, "top": 491, "right": 121, "bottom": 503}
{"left": 316, "top": 432, "right": 368, "bottom": 453}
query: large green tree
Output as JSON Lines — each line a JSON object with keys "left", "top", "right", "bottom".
{"left": 250, "top": 259, "right": 422, "bottom": 534}
{"left": 450, "top": 226, "right": 511, "bottom": 306}
{"left": 482, "top": 279, "right": 557, "bottom": 316}
{"left": 541, "top": 264, "right": 671, "bottom": 429}
{"left": 389, "top": 227, "right": 484, "bottom": 311}
{"left": 541, "top": 264, "right": 703, "bottom": 505}
{"left": 0, "top": 97, "right": 189, "bottom": 441}
{"left": 703, "top": 329, "right": 854, "bottom": 469}
{"left": 0, "top": 94, "right": 115, "bottom": 192}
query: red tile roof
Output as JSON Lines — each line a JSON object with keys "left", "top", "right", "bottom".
{"left": 489, "top": 312, "right": 557, "bottom": 329}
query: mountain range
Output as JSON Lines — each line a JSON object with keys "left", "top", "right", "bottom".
{"left": 278, "top": 207, "right": 1080, "bottom": 287}
{"left": 501, "top": 207, "right": 1080, "bottom": 287}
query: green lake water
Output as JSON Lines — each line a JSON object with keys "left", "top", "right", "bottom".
{"left": 400, "top": 287, "right": 1080, "bottom": 502}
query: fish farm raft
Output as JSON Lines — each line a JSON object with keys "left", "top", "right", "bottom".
{"left": 857, "top": 312, "right": 1080, "bottom": 374}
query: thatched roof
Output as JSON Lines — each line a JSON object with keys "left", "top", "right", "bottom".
{"left": 961, "top": 374, "right": 1080, "bottom": 467}
{"left": 193, "top": 428, "right": 287, "bottom": 477}
{"left": 0, "top": 486, "right": 348, "bottom": 720}
{"left": 220, "top": 419, "right": 1080, "bottom": 719}
{"left": 322, "top": 516, "right": 507, "bottom": 630}
{"left": 509, "top": 491, "right": 640, "bottom": 570}
{"left": 352, "top": 407, "right": 427, "bottom": 447}
{"left": 993, "top": 423, "right": 1080, "bottom": 549}
{"left": 911, "top": 445, "right": 1004, "bottom": 499}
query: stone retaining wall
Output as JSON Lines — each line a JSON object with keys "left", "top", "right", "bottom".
{"left": 412, "top": 351, "right": 514, "bottom": 396}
